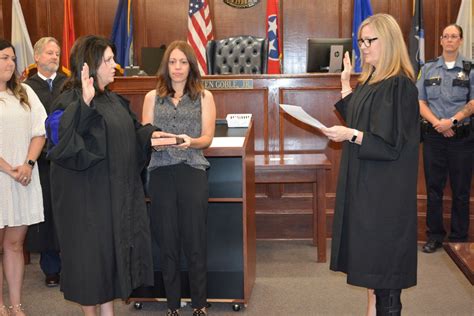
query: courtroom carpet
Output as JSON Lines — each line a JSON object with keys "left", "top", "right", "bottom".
{"left": 14, "top": 240, "right": 473, "bottom": 315}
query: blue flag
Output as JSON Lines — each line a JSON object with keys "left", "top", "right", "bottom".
{"left": 352, "top": 0, "right": 373, "bottom": 73}
{"left": 111, "top": 0, "right": 133, "bottom": 68}
{"left": 409, "top": 0, "right": 425, "bottom": 75}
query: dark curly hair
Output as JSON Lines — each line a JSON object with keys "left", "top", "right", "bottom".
{"left": 62, "top": 35, "right": 115, "bottom": 92}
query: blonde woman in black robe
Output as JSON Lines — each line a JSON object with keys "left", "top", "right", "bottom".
{"left": 322, "top": 14, "right": 419, "bottom": 316}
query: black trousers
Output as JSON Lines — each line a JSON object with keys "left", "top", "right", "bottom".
{"left": 149, "top": 163, "right": 208, "bottom": 310}
{"left": 374, "top": 289, "right": 402, "bottom": 316}
{"left": 423, "top": 133, "right": 473, "bottom": 242}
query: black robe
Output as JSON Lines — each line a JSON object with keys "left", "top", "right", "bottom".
{"left": 24, "top": 72, "right": 67, "bottom": 252}
{"left": 330, "top": 75, "right": 419, "bottom": 290}
{"left": 47, "top": 89, "right": 156, "bottom": 305}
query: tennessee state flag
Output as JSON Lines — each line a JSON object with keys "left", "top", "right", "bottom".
{"left": 61, "top": 0, "right": 75, "bottom": 74}
{"left": 266, "top": 0, "right": 281, "bottom": 74}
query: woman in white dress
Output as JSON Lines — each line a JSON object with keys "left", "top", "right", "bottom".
{"left": 0, "top": 39, "right": 46, "bottom": 316}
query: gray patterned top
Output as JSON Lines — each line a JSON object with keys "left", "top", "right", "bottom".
{"left": 148, "top": 93, "right": 210, "bottom": 171}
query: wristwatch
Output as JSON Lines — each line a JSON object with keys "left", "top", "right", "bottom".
{"left": 350, "top": 129, "right": 359, "bottom": 143}
{"left": 27, "top": 160, "right": 35, "bottom": 168}
{"left": 450, "top": 117, "right": 458, "bottom": 126}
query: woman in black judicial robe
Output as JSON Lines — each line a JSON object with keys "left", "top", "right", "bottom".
{"left": 322, "top": 14, "right": 419, "bottom": 316}
{"left": 46, "top": 35, "right": 160, "bottom": 315}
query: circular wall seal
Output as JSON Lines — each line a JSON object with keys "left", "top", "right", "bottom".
{"left": 223, "top": 0, "right": 261, "bottom": 9}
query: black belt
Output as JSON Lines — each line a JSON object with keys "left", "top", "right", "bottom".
{"left": 421, "top": 120, "right": 471, "bottom": 138}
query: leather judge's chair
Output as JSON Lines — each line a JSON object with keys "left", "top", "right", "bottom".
{"left": 206, "top": 35, "right": 268, "bottom": 75}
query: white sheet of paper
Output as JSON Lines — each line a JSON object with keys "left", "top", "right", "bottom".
{"left": 209, "top": 137, "right": 245, "bottom": 148}
{"left": 279, "top": 104, "right": 327, "bottom": 130}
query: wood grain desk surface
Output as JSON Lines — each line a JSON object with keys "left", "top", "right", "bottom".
{"left": 444, "top": 242, "right": 474, "bottom": 285}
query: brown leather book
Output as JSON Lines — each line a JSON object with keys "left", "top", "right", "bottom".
{"left": 151, "top": 137, "right": 184, "bottom": 146}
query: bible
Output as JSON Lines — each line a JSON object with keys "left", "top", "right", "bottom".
{"left": 151, "top": 137, "right": 184, "bottom": 146}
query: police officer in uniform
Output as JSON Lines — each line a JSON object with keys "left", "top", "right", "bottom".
{"left": 417, "top": 24, "right": 474, "bottom": 253}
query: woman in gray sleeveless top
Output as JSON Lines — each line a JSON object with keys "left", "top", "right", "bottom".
{"left": 142, "top": 41, "right": 216, "bottom": 316}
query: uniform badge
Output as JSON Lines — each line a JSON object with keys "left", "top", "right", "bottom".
{"left": 457, "top": 71, "right": 466, "bottom": 80}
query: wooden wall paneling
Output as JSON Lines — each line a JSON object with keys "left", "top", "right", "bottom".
{"left": 27, "top": 0, "right": 39, "bottom": 41}
{"left": 265, "top": 77, "right": 282, "bottom": 153}
{"left": 278, "top": 86, "right": 343, "bottom": 209}
{"left": 279, "top": 88, "right": 337, "bottom": 152}
{"left": 46, "top": 0, "right": 63, "bottom": 41}
{"left": 423, "top": 0, "right": 440, "bottom": 59}
{"left": 97, "top": 0, "right": 117, "bottom": 39}
{"left": 256, "top": 183, "right": 313, "bottom": 213}
{"left": 32, "top": 0, "right": 50, "bottom": 39}
{"left": 134, "top": 0, "right": 146, "bottom": 66}
{"left": 73, "top": 0, "right": 97, "bottom": 37}
{"left": 256, "top": 213, "right": 313, "bottom": 239}
{"left": 2, "top": 0, "right": 11, "bottom": 41}
{"left": 212, "top": 89, "right": 268, "bottom": 153}
{"left": 283, "top": 0, "right": 346, "bottom": 74}
{"left": 212, "top": 0, "right": 266, "bottom": 39}
{"left": 0, "top": 1, "right": 4, "bottom": 38}
{"left": 423, "top": 0, "right": 462, "bottom": 59}
{"left": 0, "top": 0, "right": 5, "bottom": 38}
{"left": 340, "top": 0, "right": 353, "bottom": 38}
{"left": 140, "top": 0, "right": 187, "bottom": 51}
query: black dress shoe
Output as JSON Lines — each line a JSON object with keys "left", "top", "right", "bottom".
{"left": 422, "top": 240, "right": 443, "bottom": 253}
{"left": 45, "top": 274, "right": 60, "bottom": 287}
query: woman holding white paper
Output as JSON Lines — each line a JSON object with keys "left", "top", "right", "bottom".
{"left": 322, "top": 14, "right": 419, "bottom": 316}
{"left": 142, "top": 40, "right": 216, "bottom": 316}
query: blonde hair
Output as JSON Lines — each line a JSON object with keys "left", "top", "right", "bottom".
{"left": 358, "top": 14, "right": 415, "bottom": 84}
{"left": 33, "top": 37, "right": 60, "bottom": 56}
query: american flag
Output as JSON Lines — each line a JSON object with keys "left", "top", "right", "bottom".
{"left": 187, "top": 0, "right": 214, "bottom": 75}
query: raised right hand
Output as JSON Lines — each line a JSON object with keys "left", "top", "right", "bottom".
{"left": 341, "top": 51, "right": 352, "bottom": 83}
{"left": 81, "top": 63, "right": 95, "bottom": 106}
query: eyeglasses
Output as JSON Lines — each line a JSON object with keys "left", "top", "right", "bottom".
{"left": 357, "top": 37, "right": 378, "bottom": 48}
{"left": 440, "top": 34, "right": 461, "bottom": 40}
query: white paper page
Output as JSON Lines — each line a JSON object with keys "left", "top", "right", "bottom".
{"left": 209, "top": 137, "right": 245, "bottom": 148}
{"left": 279, "top": 104, "right": 327, "bottom": 130}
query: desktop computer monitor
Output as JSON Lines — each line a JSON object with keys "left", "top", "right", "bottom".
{"left": 140, "top": 45, "right": 166, "bottom": 76}
{"left": 306, "top": 38, "right": 352, "bottom": 73}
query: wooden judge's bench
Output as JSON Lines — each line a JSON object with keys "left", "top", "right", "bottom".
{"left": 109, "top": 73, "right": 474, "bottom": 245}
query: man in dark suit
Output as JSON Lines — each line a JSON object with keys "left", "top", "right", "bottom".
{"left": 25, "top": 37, "right": 67, "bottom": 287}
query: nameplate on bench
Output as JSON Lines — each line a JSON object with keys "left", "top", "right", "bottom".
{"left": 204, "top": 79, "right": 253, "bottom": 90}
